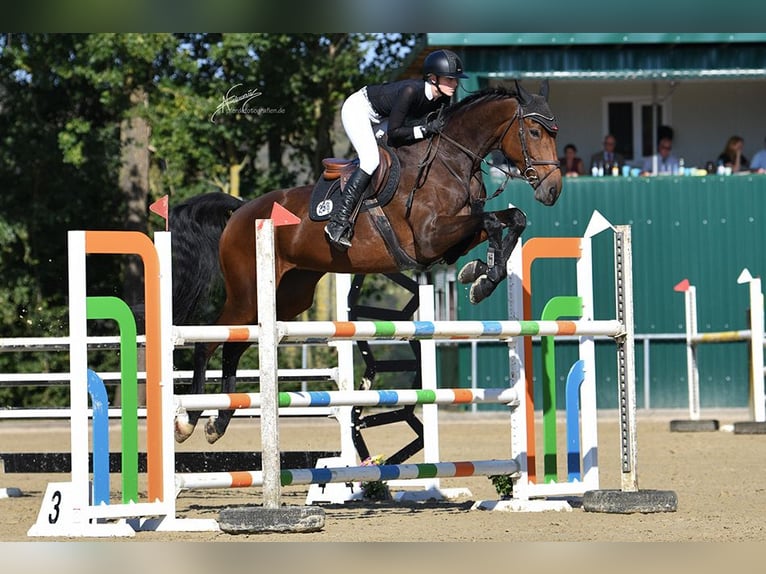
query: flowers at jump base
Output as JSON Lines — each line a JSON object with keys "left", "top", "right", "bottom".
{"left": 488, "top": 474, "right": 513, "bottom": 499}
{"left": 360, "top": 455, "right": 392, "bottom": 501}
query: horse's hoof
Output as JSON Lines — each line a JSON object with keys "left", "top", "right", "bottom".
{"left": 174, "top": 419, "right": 195, "bottom": 443}
{"left": 469, "top": 275, "right": 497, "bottom": 304}
{"left": 458, "top": 260, "right": 487, "bottom": 284}
{"left": 205, "top": 417, "right": 223, "bottom": 444}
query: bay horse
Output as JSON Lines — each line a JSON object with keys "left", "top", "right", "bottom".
{"left": 170, "top": 82, "right": 562, "bottom": 443}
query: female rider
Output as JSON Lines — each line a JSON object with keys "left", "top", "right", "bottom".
{"left": 325, "top": 49, "right": 469, "bottom": 250}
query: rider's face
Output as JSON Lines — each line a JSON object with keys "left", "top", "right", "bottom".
{"left": 433, "top": 76, "right": 458, "bottom": 97}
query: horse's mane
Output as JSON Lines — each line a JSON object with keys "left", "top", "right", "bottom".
{"left": 442, "top": 86, "right": 521, "bottom": 120}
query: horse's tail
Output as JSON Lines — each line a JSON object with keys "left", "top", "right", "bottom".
{"left": 169, "top": 192, "right": 245, "bottom": 325}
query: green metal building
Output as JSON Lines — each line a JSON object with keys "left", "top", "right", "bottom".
{"left": 416, "top": 34, "right": 766, "bottom": 411}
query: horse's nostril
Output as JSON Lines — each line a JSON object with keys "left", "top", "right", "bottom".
{"left": 545, "top": 186, "right": 559, "bottom": 205}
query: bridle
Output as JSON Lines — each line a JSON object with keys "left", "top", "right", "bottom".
{"left": 406, "top": 96, "right": 559, "bottom": 216}
{"left": 506, "top": 107, "right": 560, "bottom": 187}
{"left": 427, "top": 102, "right": 559, "bottom": 201}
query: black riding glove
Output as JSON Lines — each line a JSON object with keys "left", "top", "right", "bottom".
{"left": 421, "top": 116, "right": 445, "bottom": 137}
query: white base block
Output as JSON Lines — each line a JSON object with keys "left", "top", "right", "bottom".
{"left": 28, "top": 482, "right": 137, "bottom": 537}
{"left": 137, "top": 517, "right": 220, "bottom": 532}
{"left": 471, "top": 498, "right": 573, "bottom": 512}
{"left": 393, "top": 487, "right": 472, "bottom": 502}
{"left": 28, "top": 519, "right": 137, "bottom": 538}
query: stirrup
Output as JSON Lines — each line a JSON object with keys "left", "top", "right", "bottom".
{"left": 325, "top": 221, "right": 352, "bottom": 250}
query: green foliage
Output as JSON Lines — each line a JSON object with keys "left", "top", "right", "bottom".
{"left": 488, "top": 474, "right": 514, "bottom": 499}
{"left": 0, "top": 33, "right": 416, "bottom": 409}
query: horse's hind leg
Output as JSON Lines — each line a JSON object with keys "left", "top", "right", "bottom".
{"left": 175, "top": 341, "right": 218, "bottom": 442}
{"left": 465, "top": 208, "right": 526, "bottom": 304}
{"left": 204, "top": 341, "right": 251, "bottom": 444}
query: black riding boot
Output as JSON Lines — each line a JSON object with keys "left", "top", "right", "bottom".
{"left": 324, "top": 168, "right": 372, "bottom": 250}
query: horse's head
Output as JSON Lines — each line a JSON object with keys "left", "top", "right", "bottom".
{"left": 500, "top": 81, "right": 562, "bottom": 206}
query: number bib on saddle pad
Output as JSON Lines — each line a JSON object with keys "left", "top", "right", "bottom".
{"left": 309, "top": 142, "right": 401, "bottom": 222}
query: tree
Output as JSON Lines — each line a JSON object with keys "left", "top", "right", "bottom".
{"left": 0, "top": 33, "right": 180, "bottom": 404}
{"left": 0, "top": 33, "right": 417, "bottom": 405}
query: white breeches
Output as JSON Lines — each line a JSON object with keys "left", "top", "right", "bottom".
{"left": 341, "top": 88, "right": 382, "bottom": 175}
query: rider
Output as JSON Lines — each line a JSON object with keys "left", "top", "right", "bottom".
{"left": 324, "top": 49, "right": 469, "bottom": 250}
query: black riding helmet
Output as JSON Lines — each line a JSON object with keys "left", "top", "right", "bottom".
{"left": 422, "top": 49, "right": 469, "bottom": 79}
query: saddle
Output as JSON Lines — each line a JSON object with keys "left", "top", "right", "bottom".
{"left": 309, "top": 142, "right": 401, "bottom": 222}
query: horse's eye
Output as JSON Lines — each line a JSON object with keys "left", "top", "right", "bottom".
{"left": 530, "top": 128, "right": 541, "bottom": 138}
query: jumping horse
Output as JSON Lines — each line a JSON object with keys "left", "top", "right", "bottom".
{"left": 170, "top": 81, "right": 562, "bottom": 443}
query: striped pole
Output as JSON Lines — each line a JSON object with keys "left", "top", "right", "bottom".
{"left": 175, "top": 388, "right": 520, "bottom": 411}
{"left": 281, "top": 320, "right": 622, "bottom": 341}
{"left": 176, "top": 459, "right": 520, "bottom": 490}
{"left": 174, "top": 319, "right": 623, "bottom": 344}
{"left": 692, "top": 330, "right": 752, "bottom": 343}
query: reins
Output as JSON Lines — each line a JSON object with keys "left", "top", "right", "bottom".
{"left": 405, "top": 132, "right": 442, "bottom": 218}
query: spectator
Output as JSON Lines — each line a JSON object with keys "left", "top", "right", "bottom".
{"left": 641, "top": 136, "right": 680, "bottom": 176}
{"left": 717, "top": 135, "right": 749, "bottom": 173}
{"left": 657, "top": 124, "right": 675, "bottom": 143}
{"left": 749, "top": 137, "right": 766, "bottom": 173}
{"left": 560, "top": 143, "right": 585, "bottom": 176}
{"left": 590, "top": 134, "right": 625, "bottom": 176}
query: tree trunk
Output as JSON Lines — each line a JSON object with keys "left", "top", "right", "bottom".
{"left": 119, "top": 88, "right": 150, "bottom": 406}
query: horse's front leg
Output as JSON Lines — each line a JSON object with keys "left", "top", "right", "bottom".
{"left": 204, "top": 341, "right": 251, "bottom": 444}
{"left": 458, "top": 207, "right": 526, "bottom": 304}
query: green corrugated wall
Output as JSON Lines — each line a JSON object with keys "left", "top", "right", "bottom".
{"left": 450, "top": 174, "right": 766, "bottom": 410}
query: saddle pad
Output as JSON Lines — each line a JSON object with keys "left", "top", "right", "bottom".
{"left": 309, "top": 144, "right": 401, "bottom": 222}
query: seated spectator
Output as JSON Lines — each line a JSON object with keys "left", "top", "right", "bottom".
{"left": 749, "top": 137, "right": 766, "bottom": 173}
{"left": 641, "top": 137, "right": 679, "bottom": 175}
{"left": 560, "top": 143, "right": 585, "bottom": 176}
{"left": 590, "top": 134, "right": 625, "bottom": 176}
{"left": 718, "top": 135, "right": 749, "bottom": 173}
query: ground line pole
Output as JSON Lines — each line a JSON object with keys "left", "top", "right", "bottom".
{"left": 256, "top": 218, "right": 281, "bottom": 508}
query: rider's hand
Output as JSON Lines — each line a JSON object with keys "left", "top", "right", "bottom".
{"left": 421, "top": 116, "right": 445, "bottom": 137}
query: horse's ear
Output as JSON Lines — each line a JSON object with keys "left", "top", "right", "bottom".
{"left": 539, "top": 80, "right": 550, "bottom": 100}
{"left": 514, "top": 79, "right": 530, "bottom": 105}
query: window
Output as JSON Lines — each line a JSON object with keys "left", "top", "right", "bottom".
{"left": 605, "top": 97, "right": 670, "bottom": 163}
